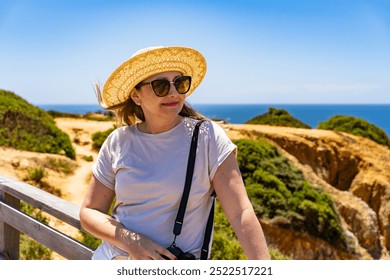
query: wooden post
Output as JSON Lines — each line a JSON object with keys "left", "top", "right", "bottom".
{"left": 0, "top": 191, "right": 20, "bottom": 260}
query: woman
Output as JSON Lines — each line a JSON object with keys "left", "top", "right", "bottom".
{"left": 80, "top": 46, "right": 270, "bottom": 260}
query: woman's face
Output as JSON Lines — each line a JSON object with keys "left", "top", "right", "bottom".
{"left": 133, "top": 71, "right": 187, "bottom": 123}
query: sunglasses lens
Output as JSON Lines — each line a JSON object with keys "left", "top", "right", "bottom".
{"left": 174, "top": 76, "right": 191, "bottom": 94}
{"left": 151, "top": 79, "right": 170, "bottom": 97}
{"left": 150, "top": 76, "right": 192, "bottom": 97}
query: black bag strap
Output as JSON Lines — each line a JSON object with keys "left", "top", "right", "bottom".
{"left": 173, "top": 120, "right": 204, "bottom": 236}
{"left": 172, "top": 120, "right": 215, "bottom": 260}
{"left": 200, "top": 191, "right": 216, "bottom": 260}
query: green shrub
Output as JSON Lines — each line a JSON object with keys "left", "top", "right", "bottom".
{"left": 318, "top": 115, "right": 390, "bottom": 148}
{"left": 246, "top": 107, "right": 311, "bottom": 129}
{"left": 20, "top": 235, "right": 52, "bottom": 260}
{"left": 25, "top": 167, "right": 46, "bottom": 183}
{"left": 85, "top": 113, "right": 115, "bottom": 122}
{"left": 20, "top": 203, "right": 52, "bottom": 259}
{"left": 46, "top": 109, "right": 115, "bottom": 121}
{"left": 0, "top": 89, "right": 76, "bottom": 159}
{"left": 45, "top": 158, "right": 75, "bottom": 174}
{"left": 82, "top": 155, "right": 94, "bottom": 162}
{"left": 23, "top": 165, "right": 62, "bottom": 196}
{"left": 46, "top": 110, "right": 82, "bottom": 119}
{"left": 79, "top": 232, "right": 102, "bottom": 250}
{"left": 92, "top": 126, "right": 116, "bottom": 150}
{"left": 211, "top": 201, "right": 288, "bottom": 260}
{"left": 234, "top": 139, "right": 348, "bottom": 251}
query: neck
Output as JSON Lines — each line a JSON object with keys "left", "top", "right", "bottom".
{"left": 138, "top": 116, "right": 183, "bottom": 134}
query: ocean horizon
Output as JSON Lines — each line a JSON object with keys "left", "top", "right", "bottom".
{"left": 37, "top": 103, "right": 390, "bottom": 137}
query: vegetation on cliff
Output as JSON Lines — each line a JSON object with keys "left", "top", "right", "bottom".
{"left": 211, "top": 201, "right": 289, "bottom": 259}
{"left": 318, "top": 115, "right": 390, "bottom": 148}
{"left": 245, "top": 107, "right": 311, "bottom": 129}
{"left": 234, "top": 138, "right": 348, "bottom": 251}
{"left": 0, "top": 89, "right": 75, "bottom": 159}
{"left": 47, "top": 110, "right": 115, "bottom": 122}
{"left": 20, "top": 203, "right": 52, "bottom": 260}
{"left": 92, "top": 126, "right": 116, "bottom": 150}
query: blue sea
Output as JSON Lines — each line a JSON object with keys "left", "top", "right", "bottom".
{"left": 38, "top": 104, "right": 390, "bottom": 137}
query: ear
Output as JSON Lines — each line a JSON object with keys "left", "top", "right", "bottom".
{"left": 131, "top": 89, "right": 141, "bottom": 104}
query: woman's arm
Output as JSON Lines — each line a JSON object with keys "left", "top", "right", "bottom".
{"left": 79, "top": 175, "right": 176, "bottom": 260}
{"left": 212, "top": 152, "right": 270, "bottom": 260}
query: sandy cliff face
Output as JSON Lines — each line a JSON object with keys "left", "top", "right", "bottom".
{"left": 227, "top": 124, "right": 390, "bottom": 259}
{"left": 1, "top": 118, "right": 389, "bottom": 259}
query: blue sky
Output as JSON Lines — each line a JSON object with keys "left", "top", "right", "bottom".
{"left": 1, "top": 0, "right": 389, "bottom": 105}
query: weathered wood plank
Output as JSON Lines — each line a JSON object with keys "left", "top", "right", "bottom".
{"left": 0, "top": 201, "right": 93, "bottom": 260}
{"left": 0, "top": 174, "right": 81, "bottom": 229}
{"left": 0, "top": 191, "right": 20, "bottom": 260}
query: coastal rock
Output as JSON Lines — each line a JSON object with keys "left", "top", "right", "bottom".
{"left": 351, "top": 173, "right": 390, "bottom": 250}
{"left": 260, "top": 219, "right": 369, "bottom": 259}
{"left": 227, "top": 124, "right": 390, "bottom": 259}
{"left": 278, "top": 151, "right": 384, "bottom": 259}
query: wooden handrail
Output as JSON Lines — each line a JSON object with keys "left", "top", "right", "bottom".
{"left": 0, "top": 174, "right": 94, "bottom": 260}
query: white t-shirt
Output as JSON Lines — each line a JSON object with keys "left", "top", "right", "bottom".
{"left": 91, "top": 117, "right": 236, "bottom": 259}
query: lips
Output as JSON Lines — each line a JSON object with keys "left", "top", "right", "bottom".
{"left": 162, "top": 101, "right": 179, "bottom": 107}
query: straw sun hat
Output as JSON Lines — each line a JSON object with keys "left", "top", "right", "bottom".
{"left": 98, "top": 46, "right": 207, "bottom": 109}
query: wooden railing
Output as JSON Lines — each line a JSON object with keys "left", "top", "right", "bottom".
{"left": 0, "top": 174, "right": 94, "bottom": 260}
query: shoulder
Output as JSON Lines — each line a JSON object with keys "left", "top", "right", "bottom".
{"left": 101, "top": 125, "right": 136, "bottom": 148}
{"left": 183, "top": 118, "right": 229, "bottom": 140}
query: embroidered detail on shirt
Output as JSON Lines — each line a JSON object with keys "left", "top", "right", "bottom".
{"left": 183, "top": 117, "right": 209, "bottom": 137}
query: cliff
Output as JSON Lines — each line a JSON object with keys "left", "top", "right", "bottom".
{"left": 0, "top": 89, "right": 75, "bottom": 159}
{"left": 1, "top": 116, "right": 389, "bottom": 259}
{"left": 226, "top": 124, "right": 390, "bottom": 259}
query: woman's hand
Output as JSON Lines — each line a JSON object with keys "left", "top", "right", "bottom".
{"left": 119, "top": 229, "right": 177, "bottom": 260}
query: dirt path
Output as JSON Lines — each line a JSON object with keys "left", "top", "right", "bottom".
{"left": 51, "top": 118, "right": 115, "bottom": 259}
{"left": 54, "top": 118, "right": 115, "bottom": 207}
{"left": 0, "top": 118, "right": 115, "bottom": 259}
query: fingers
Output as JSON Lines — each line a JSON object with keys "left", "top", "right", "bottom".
{"left": 132, "top": 248, "right": 175, "bottom": 260}
{"left": 156, "top": 248, "right": 177, "bottom": 260}
{"left": 149, "top": 245, "right": 177, "bottom": 260}
{"left": 126, "top": 234, "right": 177, "bottom": 260}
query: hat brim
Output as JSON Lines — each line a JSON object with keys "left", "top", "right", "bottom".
{"left": 102, "top": 46, "right": 207, "bottom": 109}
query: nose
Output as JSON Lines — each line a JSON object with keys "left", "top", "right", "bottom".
{"left": 167, "top": 81, "right": 179, "bottom": 96}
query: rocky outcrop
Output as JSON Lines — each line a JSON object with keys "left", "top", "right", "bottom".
{"left": 260, "top": 219, "right": 368, "bottom": 260}
{"left": 227, "top": 124, "right": 390, "bottom": 259}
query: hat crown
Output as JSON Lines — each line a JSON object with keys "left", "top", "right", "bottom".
{"left": 131, "top": 46, "right": 164, "bottom": 58}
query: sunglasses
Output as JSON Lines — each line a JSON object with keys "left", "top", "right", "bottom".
{"left": 137, "top": 76, "right": 192, "bottom": 97}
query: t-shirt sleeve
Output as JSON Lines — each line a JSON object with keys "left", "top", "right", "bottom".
{"left": 208, "top": 121, "right": 237, "bottom": 180}
{"left": 92, "top": 132, "right": 116, "bottom": 190}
